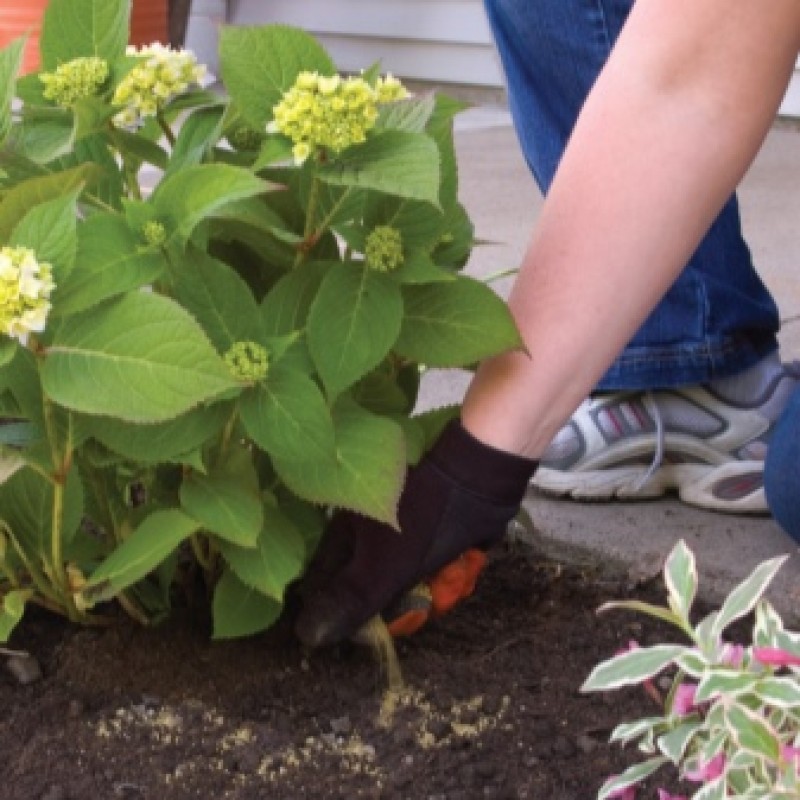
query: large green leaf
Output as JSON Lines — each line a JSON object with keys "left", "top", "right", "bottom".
{"left": 0, "top": 38, "right": 25, "bottom": 144}
{"left": 172, "top": 250, "right": 262, "bottom": 352}
{"left": 395, "top": 277, "right": 522, "bottom": 367}
{"left": 219, "top": 25, "right": 335, "bottom": 128}
{"left": 273, "top": 400, "right": 405, "bottom": 525}
{"left": 260, "top": 260, "right": 329, "bottom": 335}
{"left": 80, "top": 509, "right": 200, "bottom": 605}
{"left": 212, "top": 569, "right": 281, "bottom": 639}
{"left": 319, "top": 130, "right": 441, "bottom": 206}
{"left": 219, "top": 503, "right": 305, "bottom": 601}
{"left": 180, "top": 471, "right": 263, "bottom": 548}
{"left": 0, "top": 466, "right": 84, "bottom": 555}
{"left": 53, "top": 214, "right": 165, "bottom": 316}
{"left": 42, "top": 292, "right": 240, "bottom": 423}
{"left": 82, "top": 402, "right": 230, "bottom": 464}
{"left": 0, "top": 165, "right": 102, "bottom": 242}
{"left": 151, "top": 164, "right": 270, "bottom": 246}
{"left": 165, "top": 104, "right": 227, "bottom": 177}
{"left": 9, "top": 109, "right": 76, "bottom": 164}
{"left": 240, "top": 364, "right": 336, "bottom": 463}
{"left": 40, "top": 0, "right": 130, "bottom": 69}
{"left": 307, "top": 264, "right": 402, "bottom": 398}
{"left": 9, "top": 191, "right": 80, "bottom": 280}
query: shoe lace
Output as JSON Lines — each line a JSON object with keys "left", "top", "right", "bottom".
{"left": 632, "top": 391, "right": 665, "bottom": 491}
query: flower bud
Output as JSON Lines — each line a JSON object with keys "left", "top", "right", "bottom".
{"left": 365, "top": 226, "right": 404, "bottom": 272}
{"left": 224, "top": 341, "right": 269, "bottom": 382}
{"left": 40, "top": 56, "right": 109, "bottom": 107}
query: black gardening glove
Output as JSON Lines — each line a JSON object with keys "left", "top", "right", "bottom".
{"left": 294, "top": 420, "right": 538, "bottom": 648}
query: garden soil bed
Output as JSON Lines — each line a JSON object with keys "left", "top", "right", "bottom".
{"left": 1, "top": 538, "right": 692, "bottom": 800}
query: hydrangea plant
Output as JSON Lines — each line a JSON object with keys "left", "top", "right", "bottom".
{"left": 0, "top": 0, "right": 521, "bottom": 641}
{"left": 582, "top": 539, "right": 800, "bottom": 800}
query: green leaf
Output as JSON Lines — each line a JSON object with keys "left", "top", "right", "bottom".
{"left": 0, "top": 164, "right": 102, "bottom": 242}
{"left": 260, "top": 261, "right": 328, "bottom": 335}
{"left": 165, "top": 104, "right": 227, "bottom": 177}
{"left": 172, "top": 250, "right": 262, "bottom": 352}
{"left": 694, "top": 668, "right": 759, "bottom": 705}
{"left": 273, "top": 400, "right": 405, "bottom": 525}
{"left": 664, "top": 539, "right": 698, "bottom": 621}
{"left": 0, "top": 467, "right": 84, "bottom": 554}
{"left": 84, "top": 403, "right": 230, "bottom": 464}
{"left": 43, "top": 292, "right": 240, "bottom": 423}
{"left": 240, "top": 364, "right": 336, "bottom": 463}
{"left": 609, "top": 717, "right": 666, "bottom": 747}
{"left": 219, "top": 503, "right": 305, "bottom": 601}
{"left": 81, "top": 509, "right": 200, "bottom": 605}
{"left": 212, "top": 569, "right": 281, "bottom": 639}
{"left": 377, "top": 93, "right": 437, "bottom": 133}
{"left": 10, "top": 190, "right": 80, "bottom": 280}
{"left": 40, "top": 0, "right": 130, "bottom": 69}
{"left": 53, "top": 214, "right": 164, "bottom": 316}
{"left": 712, "top": 554, "right": 788, "bottom": 639}
{"left": 581, "top": 644, "right": 688, "bottom": 692}
{"left": 725, "top": 702, "right": 781, "bottom": 761}
{"left": 151, "top": 164, "right": 269, "bottom": 246}
{"left": 756, "top": 676, "right": 800, "bottom": 708}
{"left": 0, "top": 38, "right": 25, "bottom": 143}
{"left": 320, "top": 130, "right": 441, "bottom": 206}
{"left": 307, "top": 264, "right": 402, "bottom": 398}
{"left": 9, "top": 108, "right": 76, "bottom": 164}
{"left": 219, "top": 25, "right": 335, "bottom": 128}
{"left": 658, "top": 719, "right": 702, "bottom": 763}
{"left": 0, "top": 590, "right": 30, "bottom": 643}
{"left": 180, "top": 472, "right": 263, "bottom": 548}
{"left": 395, "top": 277, "right": 523, "bottom": 367}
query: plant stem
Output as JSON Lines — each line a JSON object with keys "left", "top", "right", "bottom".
{"left": 315, "top": 186, "right": 353, "bottom": 236}
{"left": 157, "top": 112, "right": 177, "bottom": 147}
{"left": 293, "top": 173, "right": 322, "bottom": 268}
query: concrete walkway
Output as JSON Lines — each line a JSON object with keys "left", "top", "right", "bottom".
{"left": 418, "top": 108, "right": 800, "bottom": 624}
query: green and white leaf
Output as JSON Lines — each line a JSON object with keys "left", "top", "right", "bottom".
{"left": 597, "top": 757, "right": 669, "bottom": 800}
{"left": 581, "top": 645, "right": 688, "bottom": 692}
{"left": 664, "top": 539, "right": 698, "bottom": 621}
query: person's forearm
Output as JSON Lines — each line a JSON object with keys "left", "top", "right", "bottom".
{"left": 462, "top": 0, "right": 800, "bottom": 458}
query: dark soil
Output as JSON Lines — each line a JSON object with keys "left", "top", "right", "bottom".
{"left": 1, "top": 539, "right": 689, "bottom": 800}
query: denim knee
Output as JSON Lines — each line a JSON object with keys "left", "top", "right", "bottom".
{"left": 764, "top": 387, "right": 800, "bottom": 544}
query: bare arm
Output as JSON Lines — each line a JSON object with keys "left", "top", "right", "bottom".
{"left": 462, "top": 0, "right": 800, "bottom": 457}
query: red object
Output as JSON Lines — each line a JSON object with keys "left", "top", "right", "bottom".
{"left": 0, "top": 0, "right": 169, "bottom": 75}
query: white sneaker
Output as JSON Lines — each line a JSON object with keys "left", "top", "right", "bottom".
{"left": 532, "top": 363, "right": 800, "bottom": 514}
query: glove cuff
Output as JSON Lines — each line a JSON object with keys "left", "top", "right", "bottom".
{"left": 427, "top": 419, "right": 539, "bottom": 506}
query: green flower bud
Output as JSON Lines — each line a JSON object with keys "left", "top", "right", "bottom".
{"left": 229, "top": 125, "right": 263, "bottom": 151}
{"left": 365, "top": 226, "right": 404, "bottom": 272}
{"left": 141, "top": 220, "right": 167, "bottom": 246}
{"left": 224, "top": 341, "right": 269, "bottom": 382}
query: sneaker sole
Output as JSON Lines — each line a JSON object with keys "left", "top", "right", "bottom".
{"left": 532, "top": 461, "right": 767, "bottom": 515}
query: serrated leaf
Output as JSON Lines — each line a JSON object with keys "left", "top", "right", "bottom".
{"left": 395, "top": 277, "right": 522, "bottom": 367}
{"left": 81, "top": 509, "right": 199, "bottom": 604}
{"left": 43, "top": 292, "right": 240, "bottom": 423}
{"left": 240, "top": 364, "right": 335, "bottom": 463}
{"left": 180, "top": 471, "right": 263, "bottom": 548}
{"left": 40, "top": 0, "right": 130, "bottom": 69}
{"left": 165, "top": 104, "right": 227, "bottom": 177}
{"left": 10, "top": 190, "right": 80, "bottom": 280}
{"left": 307, "top": 264, "right": 402, "bottom": 398}
{"left": 320, "top": 130, "right": 440, "bottom": 206}
{"left": 151, "top": 164, "right": 269, "bottom": 246}
{"left": 219, "top": 504, "right": 305, "bottom": 601}
{"left": 9, "top": 108, "right": 75, "bottom": 164}
{"left": 260, "top": 260, "right": 328, "bottom": 335}
{"left": 376, "top": 93, "right": 437, "bottom": 133}
{"left": 664, "top": 539, "right": 698, "bottom": 621}
{"left": 0, "top": 38, "right": 25, "bottom": 143}
{"left": 212, "top": 569, "right": 281, "bottom": 639}
{"left": 273, "top": 400, "right": 405, "bottom": 525}
{"left": 172, "top": 249, "right": 261, "bottom": 352}
{"left": 219, "top": 25, "right": 335, "bottom": 128}
{"left": 581, "top": 644, "right": 687, "bottom": 692}
{"left": 0, "top": 164, "right": 102, "bottom": 242}
{"left": 53, "top": 214, "right": 164, "bottom": 316}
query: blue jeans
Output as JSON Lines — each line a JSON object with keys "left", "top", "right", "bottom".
{"left": 765, "top": 387, "right": 800, "bottom": 543}
{"left": 483, "top": 0, "right": 780, "bottom": 391}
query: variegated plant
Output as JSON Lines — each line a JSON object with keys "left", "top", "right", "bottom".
{"left": 582, "top": 540, "right": 800, "bottom": 800}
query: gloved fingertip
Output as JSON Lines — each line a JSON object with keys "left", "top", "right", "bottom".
{"left": 387, "top": 609, "right": 430, "bottom": 637}
{"left": 294, "top": 593, "right": 360, "bottom": 649}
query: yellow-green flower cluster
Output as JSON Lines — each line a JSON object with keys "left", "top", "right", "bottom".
{"left": 224, "top": 341, "right": 269, "bottom": 382}
{"left": 365, "top": 226, "right": 404, "bottom": 272}
{"left": 112, "top": 44, "right": 206, "bottom": 128}
{"left": 0, "top": 246, "right": 55, "bottom": 345}
{"left": 39, "top": 56, "right": 109, "bottom": 107}
{"left": 268, "top": 71, "right": 408, "bottom": 165}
